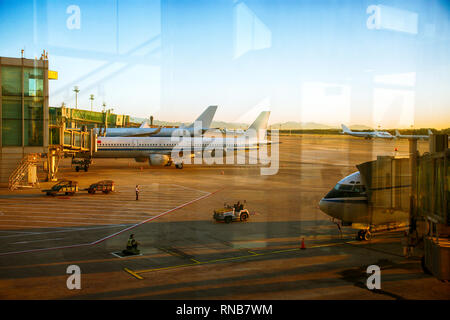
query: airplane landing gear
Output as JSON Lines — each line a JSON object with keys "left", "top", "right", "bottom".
{"left": 175, "top": 162, "right": 183, "bottom": 169}
{"left": 357, "top": 230, "right": 372, "bottom": 241}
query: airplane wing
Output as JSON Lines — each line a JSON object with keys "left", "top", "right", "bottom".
{"left": 139, "top": 121, "right": 151, "bottom": 128}
{"left": 124, "top": 127, "right": 162, "bottom": 137}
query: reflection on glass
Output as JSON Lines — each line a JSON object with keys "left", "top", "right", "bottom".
{"left": 24, "top": 67, "right": 44, "bottom": 97}
{"left": 24, "top": 98, "right": 43, "bottom": 146}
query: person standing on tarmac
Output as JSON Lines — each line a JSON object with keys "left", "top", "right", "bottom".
{"left": 135, "top": 184, "right": 140, "bottom": 201}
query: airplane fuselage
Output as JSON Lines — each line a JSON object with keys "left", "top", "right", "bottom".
{"left": 95, "top": 127, "right": 207, "bottom": 138}
{"left": 344, "top": 131, "right": 393, "bottom": 139}
{"left": 94, "top": 136, "right": 260, "bottom": 159}
{"left": 318, "top": 171, "right": 409, "bottom": 227}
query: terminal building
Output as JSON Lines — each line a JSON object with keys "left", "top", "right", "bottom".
{"left": 0, "top": 55, "right": 132, "bottom": 188}
{"left": 0, "top": 56, "right": 49, "bottom": 188}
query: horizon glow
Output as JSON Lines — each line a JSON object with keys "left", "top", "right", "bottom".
{"left": 0, "top": 0, "right": 449, "bottom": 129}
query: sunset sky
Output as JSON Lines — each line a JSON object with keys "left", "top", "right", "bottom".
{"left": 1, "top": 0, "right": 449, "bottom": 128}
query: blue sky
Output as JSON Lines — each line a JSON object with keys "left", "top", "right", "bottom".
{"left": 1, "top": 0, "right": 449, "bottom": 128}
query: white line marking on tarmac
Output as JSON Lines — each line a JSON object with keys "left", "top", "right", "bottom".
{"left": 0, "top": 224, "right": 131, "bottom": 238}
{"left": 0, "top": 214, "right": 145, "bottom": 223}
{"left": 0, "top": 189, "right": 216, "bottom": 256}
{"left": 110, "top": 252, "right": 123, "bottom": 258}
{"left": 0, "top": 210, "right": 158, "bottom": 219}
{"left": 11, "top": 238, "right": 64, "bottom": 244}
{"left": 0, "top": 230, "right": 39, "bottom": 235}
{"left": 170, "top": 184, "right": 210, "bottom": 194}
{"left": 1, "top": 201, "right": 198, "bottom": 210}
{"left": 0, "top": 219, "right": 110, "bottom": 226}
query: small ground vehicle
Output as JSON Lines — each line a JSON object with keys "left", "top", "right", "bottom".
{"left": 72, "top": 158, "right": 92, "bottom": 172}
{"left": 86, "top": 180, "right": 115, "bottom": 194}
{"left": 43, "top": 180, "right": 79, "bottom": 196}
{"left": 213, "top": 201, "right": 249, "bottom": 223}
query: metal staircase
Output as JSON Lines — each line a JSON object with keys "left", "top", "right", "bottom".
{"left": 8, "top": 154, "right": 41, "bottom": 191}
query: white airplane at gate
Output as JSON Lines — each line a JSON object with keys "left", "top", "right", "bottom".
{"left": 97, "top": 105, "right": 218, "bottom": 138}
{"left": 92, "top": 111, "right": 271, "bottom": 169}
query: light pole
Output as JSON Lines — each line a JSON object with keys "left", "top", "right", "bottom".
{"left": 89, "top": 94, "right": 95, "bottom": 111}
{"left": 73, "top": 86, "right": 80, "bottom": 109}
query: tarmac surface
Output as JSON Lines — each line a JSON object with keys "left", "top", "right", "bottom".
{"left": 0, "top": 134, "right": 449, "bottom": 299}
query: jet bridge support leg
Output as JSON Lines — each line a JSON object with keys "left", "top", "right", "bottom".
{"left": 46, "top": 148, "right": 60, "bottom": 182}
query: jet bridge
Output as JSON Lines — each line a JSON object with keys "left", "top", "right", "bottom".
{"left": 357, "top": 135, "right": 449, "bottom": 281}
{"left": 357, "top": 156, "right": 412, "bottom": 216}
{"left": 416, "top": 141, "right": 449, "bottom": 281}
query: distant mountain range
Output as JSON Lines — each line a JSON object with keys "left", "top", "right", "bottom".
{"left": 130, "top": 117, "right": 250, "bottom": 129}
{"left": 130, "top": 117, "right": 375, "bottom": 130}
{"left": 269, "top": 122, "right": 373, "bottom": 130}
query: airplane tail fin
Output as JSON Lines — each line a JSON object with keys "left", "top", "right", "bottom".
{"left": 187, "top": 105, "right": 218, "bottom": 129}
{"left": 341, "top": 124, "right": 351, "bottom": 133}
{"left": 247, "top": 111, "right": 270, "bottom": 140}
{"left": 428, "top": 129, "right": 433, "bottom": 135}
{"left": 139, "top": 121, "right": 150, "bottom": 128}
{"left": 395, "top": 129, "right": 400, "bottom": 137}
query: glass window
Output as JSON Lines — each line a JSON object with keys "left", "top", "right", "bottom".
{"left": 24, "top": 67, "right": 44, "bottom": 97}
{"left": 24, "top": 98, "right": 43, "bottom": 146}
{"left": 2, "top": 97, "right": 21, "bottom": 119}
{"left": 2, "top": 119, "right": 22, "bottom": 146}
{"left": 24, "top": 119, "right": 43, "bottom": 146}
{"left": 49, "top": 127, "right": 60, "bottom": 145}
{"left": 2, "top": 98, "right": 22, "bottom": 146}
{"left": 24, "top": 98, "right": 43, "bottom": 120}
{"left": 1, "top": 66, "right": 22, "bottom": 96}
{"left": 353, "top": 185, "right": 366, "bottom": 194}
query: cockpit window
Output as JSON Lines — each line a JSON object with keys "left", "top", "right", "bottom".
{"left": 334, "top": 183, "right": 354, "bottom": 191}
{"left": 325, "top": 183, "right": 367, "bottom": 199}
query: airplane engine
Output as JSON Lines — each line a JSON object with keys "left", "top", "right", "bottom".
{"left": 149, "top": 154, "right": 170, "bottom": 166}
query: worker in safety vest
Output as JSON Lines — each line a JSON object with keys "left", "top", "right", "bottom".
{"left": 127, "top": 234, "right": 139, "bottom": 251}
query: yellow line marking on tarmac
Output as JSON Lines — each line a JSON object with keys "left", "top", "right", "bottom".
{"left": 269, "top": 248, "right": 301, "bottom": 254}
{"left": 309, "top": 243, "right": 341, "bottom": 249}
{"left": 124, "top": 268, "right": 144, "bottom": 280}
{"left": 123, "top": 240, "right": 365, "bottom": 279}
{"left": 133, "top": 247, "right": 313, "bottom": 277}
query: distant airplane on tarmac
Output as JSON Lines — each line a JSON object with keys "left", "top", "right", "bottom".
{"left": 97, "top": 105, "right": 218, "bottom": 137}
{"left": 341, "top": 124, "right": 393, "bottom": 139}
{"left": 395, "top": 129, "right": 433, "bottom": 140}
{"left": 318, "top": 171, "right": 409, "bottom": 241}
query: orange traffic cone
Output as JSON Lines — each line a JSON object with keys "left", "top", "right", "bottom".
{"left": 300, "top": 237, "right": 306, "bottom": 250}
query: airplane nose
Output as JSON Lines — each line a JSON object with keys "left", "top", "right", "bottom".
{"left": 318, "top": 198, "right": 327, "bottom": 214}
